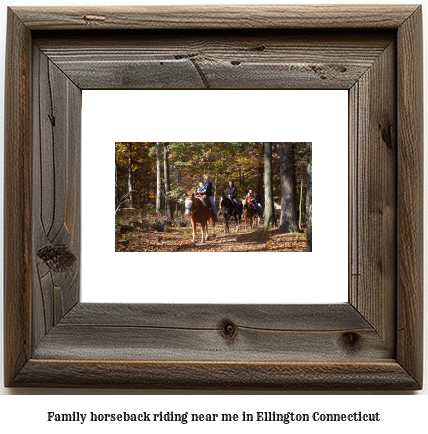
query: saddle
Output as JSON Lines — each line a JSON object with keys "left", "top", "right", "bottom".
{"left": 196, "top": 195, "right": 207, "bottom": 206}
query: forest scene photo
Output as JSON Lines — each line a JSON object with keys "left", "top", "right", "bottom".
{"left": 115, "top": 142, "right": 312, "bottom": 252}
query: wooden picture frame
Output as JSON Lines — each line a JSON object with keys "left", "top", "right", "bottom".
{"left": 4, "top": 5, "right": 423, "bottom": 389}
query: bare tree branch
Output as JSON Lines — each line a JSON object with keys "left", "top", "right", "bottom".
{"left": 115, "top": 190, "right": 136, "bottom": 215}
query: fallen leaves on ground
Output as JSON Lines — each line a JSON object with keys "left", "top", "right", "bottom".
{"left": 116, "top": 213, "right": 307, "bottom": 252}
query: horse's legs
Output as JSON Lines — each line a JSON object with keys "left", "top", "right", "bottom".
{"left": 201, "top": 222, "right": 206, "bottom": 243}
{"left": 211, "top": 217, "right": 215, "bottom": 237}
{"left": 192, "top": 220, "right": 196, "bottom": 245}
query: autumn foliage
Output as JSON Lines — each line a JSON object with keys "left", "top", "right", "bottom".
{"left": 115, "top": 142, "right": 310, "bottom": 252}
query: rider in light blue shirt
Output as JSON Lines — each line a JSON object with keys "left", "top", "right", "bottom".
{"left": 196, "top": 182, "right": 206, "bottom": 195}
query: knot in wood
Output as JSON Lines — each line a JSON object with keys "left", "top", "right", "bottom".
{"left": 83, "top": 15, "right": 106, "bottom": 23}
{"left": 378, "top": 122, "right": 393, "bottom": 149}
{"left": 37, "top": 245, "right": 76, "bottom": 272}
{"left": 249, "top": 44, "right": 266, "bottom": 52}
{"left": 219, "top": 320, "right": 238, "bottom": 340}
{"left": 341, "top": 332, "right": 360, "bottom": 350}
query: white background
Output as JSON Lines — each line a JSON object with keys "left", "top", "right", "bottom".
{"left": 0, "top": 0, "right": 427, "bottom": 430}
{"left": 82, "top": 90, "right": 348, "bottom": 304}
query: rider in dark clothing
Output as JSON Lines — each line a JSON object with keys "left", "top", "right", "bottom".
{"left": 202, "top": 175, "right": 217, "bottom": 216}
{"left": 252, "top": 190, "right": 262, "bottom": 216}
{"left": 204, "top": 181, "right": 213, "bottom": 197}
{"left": 225, "top": 180, "right": 239, "bottom": 209}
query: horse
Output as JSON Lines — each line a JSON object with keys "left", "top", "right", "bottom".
{"left": 219, "top": 193, "right": 243, "bottom": 233}
{"left": 241, "top": 198, "right": 261, "bottom": 230}
{"left": 184, "top": 192, "right": 216, "bottom": 244}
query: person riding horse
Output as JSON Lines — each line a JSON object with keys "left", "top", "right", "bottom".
{"left": 196, "top": 175, "right": 217, "bottom": 219}
{"left": 196, "top": 182, "right": 206, "bottom": 195}
{"left": 252, "top": 189, "right": 263, "bottom": 216}
{"left": 225, "top": 180, "right": 240, "bottom": 211}
{"left": 219, "top": 183, "right": 243, "bottom": 233}
{"left": 246, "top": 189, "right": 262, "bottom": 216}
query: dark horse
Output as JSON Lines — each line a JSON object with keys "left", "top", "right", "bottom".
{"left": 184, "top": 192, "right": 216, "bottom": 244}
{"left": 219, "top": 193, "right": 243, "bottom": 233}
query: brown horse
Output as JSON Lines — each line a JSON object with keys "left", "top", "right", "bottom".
{"left": 184, "top": 193, "right": 216, "bottom": 244}
{"left": 241, "top": 199, "right": 260, "bottom": 230}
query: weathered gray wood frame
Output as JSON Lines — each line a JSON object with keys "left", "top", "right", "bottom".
{"left": 4, "top": 5, "right": 423, "bottom": 389}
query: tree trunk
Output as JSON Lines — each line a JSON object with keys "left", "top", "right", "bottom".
{"left": 115, "top": 159, "right": 118, "bottom": 207}
{"left": 260, "top": 143, "right": 265, "bottom": 205}
{"left": 164, "top": 142, "right": 172, "bottom": 219}
{"left": 298, "top": 175, "right": 303, "bottom": 231}
{"left": 156, "top": 143, "right": 162, "bottom": 214}
{"left": 263, "top": 142, "right": 276, "bottom": 229}
{"left": 306, "top": 143, "right": 312, "bottom": 252}
{"left": 279, "top": 143, "right": 299, "bottom": 233}
{"left": 127, "top": 142, "right": 133, "bottom": 208}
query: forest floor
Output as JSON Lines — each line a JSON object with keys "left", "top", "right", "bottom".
{"left": 116, "top": 211, "right": 307, "bottom": 252}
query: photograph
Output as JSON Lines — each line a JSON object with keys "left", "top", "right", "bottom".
{"left": 115, "top": 142, "right": 311, "bottom": 252}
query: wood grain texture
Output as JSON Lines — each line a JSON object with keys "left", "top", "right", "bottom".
{"left": 3, "top": 9, "right": 32, "bottom": 387}
{"left": 31, "top": 47, "right": 81, "bottom": 348}
{"left": 32, "top": 304, "right": 391, "bottom": 362}
{"left": 349, "top": 41, "right": 396, "bottom": 352}
{"left": 4, "top": 6, "right": 423, "bottom": 390}
{"left": 12, "top": 360, "right": 419, "bottom": 390}
{"left": 396, "top": 6, "right": 423, "bottom": 387}
{"left": 34, "top": 31, "right": 393, "bottom": 90}
{"left": 60, "top": 303, "right": 371, "bottom": 329}
{"left": 11, "top": 5, "right": 419, "bottom": 30}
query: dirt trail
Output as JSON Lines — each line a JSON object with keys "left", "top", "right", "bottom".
{"left": 179, "top": 219, "right": 268, "bottom": 252}
{"left": 116, "top": 215, "right": 306, "bottom": 253}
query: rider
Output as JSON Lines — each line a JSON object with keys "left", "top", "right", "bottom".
{"left": 225, "top": 180, "right": 240, "bottom": 209}
{"left": 196, "top": 181, "right": 206, "bottom": 195}
{"left": 252, "top": 189, "right": 263, "bottom": 216}
{"left": 202, "top": 175, "right": 217, "bottom": 217}
{"left": 246, "top": 190, "right": 254, "bottom": 209}
{"left": 246, "top": 189, "right": 262, "bottom": 216}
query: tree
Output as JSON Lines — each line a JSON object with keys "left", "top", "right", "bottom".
{"left": 127, "top": 142, "right": 134, "bottom": 208}
{"left": 298, "top": 172, "right": 303, "bottom": 231}
{"left": 279, "top": 143, "right": 299, "bottom": 233}
{"left": 306, "top": 143, "right": 312, "bottom": 252}
{"left": 115, "top": 154, "right": 118, "bottom": 207}
{"left": 263, "top": 142, "right": 276, "bottom": 229}
{"left": 163, "top": 142, "right": 172, "bottom": 219}
{"left": 114, "top": 142, "right": 308, "bottom": 231}
{"left": 156, "top": 143, "right": 162, "bottom": 214}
